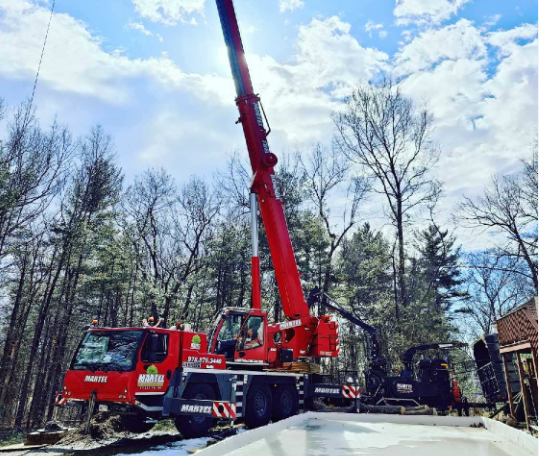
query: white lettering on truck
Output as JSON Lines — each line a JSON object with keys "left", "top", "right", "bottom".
{"left": 181, "top": 404, "right": 212, "bottom": 414}
{"left": 84, "top": 375, "right": 107, "bottom": 383}
{"left": 314, "top": 387, "right": 340, "bottom": 395}
{"left": 279, "top": 319, "right": 302, "bottom": 330}
{"left": 137, "top": 374, "right": 165, "bottom": 388}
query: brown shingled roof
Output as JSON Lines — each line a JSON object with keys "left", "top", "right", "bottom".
{"left": 496, "top": 297, "right": 538, "bottom": 353}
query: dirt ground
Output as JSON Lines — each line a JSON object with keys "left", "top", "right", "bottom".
{"left": 0, "top": 414, "right": 241, "bottom": 456}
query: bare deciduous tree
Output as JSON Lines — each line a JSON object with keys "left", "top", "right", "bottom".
{"left": 460, "top": 156, "right": 538, "bottom": 291}
{"left": 460, "top": 251, "right": 530, "bottom": 334}
{"left": 122, "top": 170, "right": 221, "bottom": 324}
{"left": 333, "top": 78, "right": 440, "bottom": 316}
{"left": 301, "top": 143, "right": 370, "bottom": 310}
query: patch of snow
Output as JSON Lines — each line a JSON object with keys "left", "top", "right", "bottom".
{"left": 115, "top": 437, "right": 209, "bottom": 456}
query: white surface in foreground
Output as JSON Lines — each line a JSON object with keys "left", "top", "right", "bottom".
{"left": 215, "top": 418, "right": 533, "bottom": 456}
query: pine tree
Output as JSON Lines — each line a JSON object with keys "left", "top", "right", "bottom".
{"left": 416, "top": 224, "right": 465, "bottom": 313}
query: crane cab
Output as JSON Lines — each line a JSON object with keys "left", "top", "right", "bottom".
{"left": 208, "top": 308, "right": 269, "bottom": 367}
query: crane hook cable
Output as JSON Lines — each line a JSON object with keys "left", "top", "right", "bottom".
{"left": 26, "top": 0, "right": 56, "bottom": 118}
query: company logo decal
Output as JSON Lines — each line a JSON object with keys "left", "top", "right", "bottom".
{"left": 396, "top": 383, "right": 413, "bottom": 393}
{"left": 84, "top": 375, "right": 107, "bottom": 383}
{"left": 181, "top": 404, "right": 212, "bottom": 414}
{"left": 138, "top": 374, "right": 165, "bottom": 388}
{"left": 137, "top": 365, "right": 164, "bottom": 388}
{"left": 314, "top": 387, "right": 340, "bottom": 395}
{"left": 190, "top": 335, "right": 201, "bottom": 350}
{"left": 279, "top": 319, "right": 302, "bottom": 330}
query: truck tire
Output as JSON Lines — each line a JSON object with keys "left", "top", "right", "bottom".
{"left": 120, "top": 415, "right": 155, "bottom": 433}
{"left": 175, "top": 383, "right": 216, "bottom": 439}
{"left": 273, "top": 385, "right": 298, "bottom": 421}
{"left": 244, "top": 384, "right": 272, "bottom": 429}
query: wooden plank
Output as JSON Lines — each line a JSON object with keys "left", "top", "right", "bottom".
{"left": 516, "top": 351, "right": 532, "bottom": 431}
{"left": 0, "top": 443, "right": 47, "bottom": 452}
{"left": 501, "top": 353, "right": 515, "bottom": 417}
{"left": 531, "top": 346, "right": 538, "bottom": 380}
{"left": 499, "top": 342, "right": 531, "bottom": 353}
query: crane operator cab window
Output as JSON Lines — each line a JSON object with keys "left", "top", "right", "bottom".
{"left": 214, "top": 313, "right": 244, "bottom": 360}
{"left": 141, "top": 332, "right": 169, "bottom": 363}
{"left": 238, "top": 316, "right": 264, "bottom": 350}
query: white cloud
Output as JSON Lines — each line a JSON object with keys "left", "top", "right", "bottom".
{"left": 393, "top": 20, "right": 537, "bottom": 250}
{"left": 131, "top": 0, "right": 205, "bottom": 25}
{"left": 394, "top": 0, "right": 471, "bottom": 26}
{"left": 395, "top": 20, "right": 537, "bottom": 208}
{"left": 0, "top": 1, "right": 386, "bottom": 145}
{"left": 0, "top": 0, "right": 230, "bottom": 102}
{"left": 126, "top": 21, "right": 152, "bottom": 36}
{"left": 479, "top": 38, "right": 538, "bottom": 154}
{"left": 365, "top": 21, "right": 383, "bottom": 32}
{"left": 279, "top": 0, "right": 304, "bottom": 14}
{"left": 125, "top": 20, "right": 163, "bottom": 42}
{"left": 401, "top": 29, "right": 414, "bottom": 43}
{"left": 487, "top": 23, "right": 538, "bottom": 56}
{"left": 484, "top": 14, "right": 502, "bottom": 28}
{"left": 394, "top": 19, "right": 486, "bottom": 75}
{"left": 246, "top": 16, "right": 388, "bottom": 141}
{"left": 365, "top": 20, "right": 385, "bottom": 38}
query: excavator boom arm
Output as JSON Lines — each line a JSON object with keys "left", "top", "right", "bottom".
{"left": 312, "top": 291, "right": 381, "bottom": 361}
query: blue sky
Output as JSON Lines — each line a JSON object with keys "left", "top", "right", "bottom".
{"left": 0, "top": 0, "right": 537, "bottom": 249}
{"left": 44, "top": 0, "right": 537, "bottom": 74}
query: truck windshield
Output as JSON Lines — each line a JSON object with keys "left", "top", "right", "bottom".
{"left": 72, "top": 330, "right": 144, "bottom": 372}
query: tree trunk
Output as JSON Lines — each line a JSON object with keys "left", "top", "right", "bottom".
{"left": 45, "top": 252, "right": 84, "bottom": 422}
{"left": 396, "top": 200, "right": 407, "bottom": 308}
{"left": 0, "top": 255, "right": 28, "bottom": 417}
{"left": 25, "top": 243, "right": 70, "bottom": 428}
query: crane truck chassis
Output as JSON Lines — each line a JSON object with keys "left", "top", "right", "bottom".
{"left": 57, "top": 323, "right": 360, "bottom": 438}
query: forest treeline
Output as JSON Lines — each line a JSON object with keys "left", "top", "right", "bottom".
{"left": 0, "top": 81, "right": 536, "bottom": 430}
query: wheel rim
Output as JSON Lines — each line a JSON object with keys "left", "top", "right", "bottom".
{"left": 254, "top": 391, "right": 267, "bottom": 416}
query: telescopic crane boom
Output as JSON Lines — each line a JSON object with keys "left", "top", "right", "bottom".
{"left": 216, "top": 0, "right": 308, "bottom": 319}
{"left": 213, "top": 0, "right": 339, "bottom": 364}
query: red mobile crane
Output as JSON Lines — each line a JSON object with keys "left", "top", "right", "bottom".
{"left": 208, "top": 0, "right": 340, "bottom": 365}
{"left": 55, "top": 0, "right": 354, "bottom": 439}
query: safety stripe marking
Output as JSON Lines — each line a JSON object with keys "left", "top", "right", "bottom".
{"left": 212, "top": 402, "right": 236, "bottom": 419}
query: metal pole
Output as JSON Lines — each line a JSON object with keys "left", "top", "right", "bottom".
{"left": 250, "top": 193, "right": 258, "bottom": 258}
{"left": 250, "top": 193, "right": 261, "bottom": 309}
